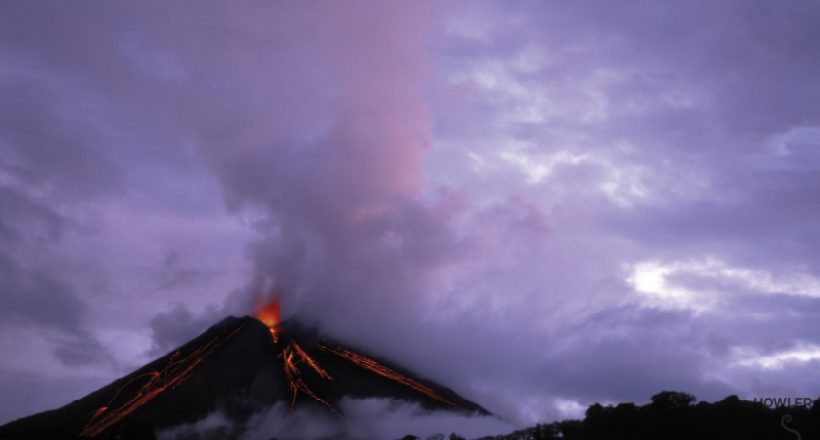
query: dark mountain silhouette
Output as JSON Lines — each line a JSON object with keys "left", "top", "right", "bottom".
{"left": 0, "top": 315, "right": 487, "bottom": 439}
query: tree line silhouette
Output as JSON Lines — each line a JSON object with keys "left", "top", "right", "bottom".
{"left": 402, "top": 391, "right": 820, "bottom": 440}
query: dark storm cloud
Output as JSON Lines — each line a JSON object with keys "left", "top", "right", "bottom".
{"left": 0, "top": 184, "right": 63, "bottom": 248}
{"left": 1, "top": 0, "right": 820, "bottom": 433}
{"left": 540, "top": 306, "right": 736, "bottom": 403}
{"left": 535, "top": 290, "right": 820, "bottom": 402}
{"left": 0, "top": 180, "right": 109, "bottom": 369}
{"left": 1, "top": 184, "right": 100, "bottom": 367}
{"left": 0, "top": 1, "right": 232, "bottom": 419}
{"left": 0, "top": 1, "right": 126, "bottom": 356}
{"left": 0, "top": 80, "right": 123, "bottom": 198}
{"left": 147, "top": 303, "right": 220, "bottom": 356}
{"left": 422, "top": 0, "right": 820, "bottom": 423}
{"left": 0, "top": 367, "right": 107, "bottom": 427}
{"left": 155, "top": 250, "right": 215, "bottom": 291}
{"left": 609, "top": 169, "right": 820, "bottom": 270}
{"left": 0, "top": 258, "right": 85, "bottom": 333}
{"left": 52, "top": 334, "right": 111, "bottom": 367}
{"left": 0, "top": 182, "right": 102, "bottom": 354}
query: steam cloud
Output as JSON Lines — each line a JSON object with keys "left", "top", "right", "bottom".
{"left": 158, "top": 398, "right": 512, "bottom": 440}
{"left": 2, "top": 0, "right": 820, "bottom": 432}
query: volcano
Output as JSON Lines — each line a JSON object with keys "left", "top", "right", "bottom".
{"left": 0, "top": 304, "right": 488, "bottom": 439}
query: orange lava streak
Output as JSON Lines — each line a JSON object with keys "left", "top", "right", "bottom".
{"left": 254, "top": 298, "right": 337, "bottom": 414}
{"left": 319, "top": 343, "right": 456, "bottom": 407}
{"left": 280, "top": 342, "right": 338, "bottom": 415}
{"left": 292, "top": 341, "right": 333, "bottom": 380}
{"left": 79, "top": 324, "right": 246, "bottom": 437}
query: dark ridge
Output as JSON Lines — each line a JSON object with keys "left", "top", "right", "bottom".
{"left": 0, "top": 315, "right": 488, "bottom": 439}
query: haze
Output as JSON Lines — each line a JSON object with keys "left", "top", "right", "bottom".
{"left": 1, "top": 0, "right": 819, "bottom": 431}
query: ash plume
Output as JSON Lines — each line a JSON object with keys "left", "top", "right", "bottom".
{"left": 2, "top": 0, "right": 820, "bottom": 432}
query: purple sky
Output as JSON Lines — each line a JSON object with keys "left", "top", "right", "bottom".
{"left": 2, "top": 0, "right": 820, "bottom": 431}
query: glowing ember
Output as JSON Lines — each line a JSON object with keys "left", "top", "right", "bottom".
{"left": 255, "top": 300, "right": 281, "bottom": 327}
{"left": 319, "top": 343, "right": 456, "bottom": 407}
{"left": 254, "top": 299, "right": 338, "bottom": 413}
{"left": 80, "top": 323, "right": 246, "bottom": 437}
{"left": 255, "top": 300, "right": 282, "bottom": 342}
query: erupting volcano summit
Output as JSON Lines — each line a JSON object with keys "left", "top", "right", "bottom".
{"left": 0, "top": 300, "right": 488, "bottom": 439}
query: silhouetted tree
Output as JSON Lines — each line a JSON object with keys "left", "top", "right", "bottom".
{"left": 475, "top": 391, "right": 820, "bottom": 440}
{"left": 649, "top": 390, "right": 695, "bottom": 409}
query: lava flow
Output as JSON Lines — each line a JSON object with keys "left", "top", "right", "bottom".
{"left": 255, "top": 298, "right": 338, "bottom": 413}
{"left": 80, "top": 323, "right": 246, "bottom": 437}
{"left": 318, "top": 342, "right": 455, "bottom": 407}
{"left": 254, "top": 299, "right": 455, "bottom": 415}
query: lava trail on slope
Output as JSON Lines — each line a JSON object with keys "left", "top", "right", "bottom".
{"left": 253, "top": 299, "right": 459, "bottom": 415}
{"left": 0, "top": 301, "right": 488, "bottom": 439}
{"left": 79, "top": 323, "right": 246, "bottom": 437}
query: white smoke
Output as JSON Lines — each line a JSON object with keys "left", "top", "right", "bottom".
{"left": 158, "top": 398, "right": 513, "bottom": 440}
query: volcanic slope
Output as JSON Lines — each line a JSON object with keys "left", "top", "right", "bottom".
{"left": 0, "top": 315, "right": 488, "bottom": 439}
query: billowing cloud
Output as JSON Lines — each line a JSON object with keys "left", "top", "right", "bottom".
{"left": 158, "top": 399, "right": 512, "bottom": 440}
{"left": 1, "top": 0, "right": 820, "bottom": 434}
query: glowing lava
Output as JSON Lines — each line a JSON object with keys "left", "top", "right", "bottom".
{"left": 253, "top": 299, "right": 456, "bottom": 415}
{"left": 76, "top": 298, "right": 462, "bottom": 436}
{"left": 318, "top": 342, "right": 455, "bottom": 407}
{"left": 280, "top": 342, "right": 338, "bottom": 414}
{"left": 80, "top": 323, "right": 246, "bottom": 437}
{"left": 255, "top": 299, "right": 338, "bottom": 413}
{"left": 255, "top": 300, "right": 282, "bottom": 342}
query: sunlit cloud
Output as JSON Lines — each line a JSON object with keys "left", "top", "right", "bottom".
{"left": 732, "top": 344, "right": 820, "bottom": 371}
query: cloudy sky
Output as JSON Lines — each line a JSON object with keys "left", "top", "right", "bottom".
{"left": 1, "top": 0, "right": 820, "bottom": 431}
